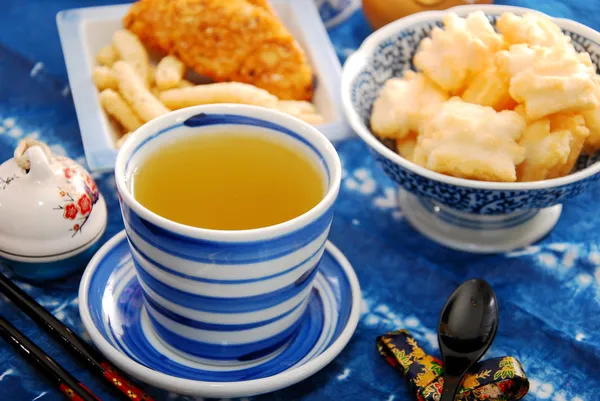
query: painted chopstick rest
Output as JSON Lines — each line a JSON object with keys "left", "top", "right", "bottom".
{"left": 377, "top": 330, "right": 529, "bottom": 401}
{"left": 0, "top": 139, "right": 107, "bottom": 280}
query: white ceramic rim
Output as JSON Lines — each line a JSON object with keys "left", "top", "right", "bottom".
{"left": 78, "top": 230, "right": 361, "bottom": 398}
{"left": 115, "top": 104, "right": 342, "bottom": 243}
{"left": 341, "top": 4, "right": 600, "bottom": 191}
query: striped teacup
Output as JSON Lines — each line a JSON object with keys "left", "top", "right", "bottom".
{"left": 115, "top": 104, "right": 341, "bottom": 362}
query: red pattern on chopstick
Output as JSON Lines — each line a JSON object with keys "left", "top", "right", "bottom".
{"left": 59, "top": 384, "right": 85, "bottom": 401}
{"left": 101, "top": 362, "right": 153, "bottom": 400}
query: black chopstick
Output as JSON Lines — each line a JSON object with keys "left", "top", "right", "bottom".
{"left": 0, "top": 316, "right": 100, "bottom": 401}
{"left": 0, "top": 272, "right": 153, "bottom": 401}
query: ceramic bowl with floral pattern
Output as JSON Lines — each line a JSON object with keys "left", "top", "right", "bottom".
{"left": 341, "top": 4, "right": 600, "bottom": 253}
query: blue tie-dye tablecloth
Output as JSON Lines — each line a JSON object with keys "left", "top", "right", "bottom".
{"left": 1, "top": 1, "right": 600, "bottom": 400}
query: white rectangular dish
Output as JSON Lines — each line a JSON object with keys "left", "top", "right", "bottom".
{"left": 57, "top": 0, "right": 352, "bottom": 172}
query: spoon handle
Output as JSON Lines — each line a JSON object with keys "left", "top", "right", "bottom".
{"left": 439, "top": 374, "right": 462, "bottom": 401}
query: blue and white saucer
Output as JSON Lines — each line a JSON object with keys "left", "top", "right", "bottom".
{"left": 79, "top": 231, "right": 361, "bottom": 398}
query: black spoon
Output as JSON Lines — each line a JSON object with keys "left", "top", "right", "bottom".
{"left": 438, "top": 279, "right": 499, "bottom": 401}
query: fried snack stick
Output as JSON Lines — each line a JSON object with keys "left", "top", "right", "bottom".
{"left": 92, "top": 66, "right": 119, "bottom": 91}
{"left": 279, "top": 111, "right": 324, "bottom": 125}
{"left": 178, "top": 79, "right": 195, "bottom": 88}
{"left": 147, "top": 64, "right": 156, "bottom": 87}
{"left": 293, "top": 114, "right": 325, "bottom": 125}
{"left": 156, "top": 55, "right": 186, "bottom": 90}
{"left": 116, "top": 132, "right": 132, "bottom": 149}
{"left": 99, "top": 89, "right": 144, "bottom": 132}
{"left": 160, "top": 82, "right": 278, "bottom": 109}
{"left": 123, "top": 0, "right": 314, "bottom": 100}
{"left": 276, "top": 100, "right": 324, "bottom": 125}
{"left": 150, "top": 87, "right": 162, "bottom": 98}
{"left": 112, "top": 61, "right": 170, "bottom": 122}
{"left": 113, "top": 29, "right": 149, "bottom": 85}
{"left": 152, "top": 78, "right": 193, "bottom": 94}
{"left": 277, "top": 100, "right": 317, "bottom": 114}
{"left": 96, "top": 45, "right": 119, "bottom": 67}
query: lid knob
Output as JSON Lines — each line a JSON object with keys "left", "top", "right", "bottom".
{"left": 25, "top": 146, "right": 55, "bottom": 184}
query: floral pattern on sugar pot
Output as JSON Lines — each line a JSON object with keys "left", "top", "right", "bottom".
{"left": 54, "top": 164, "right": 100, "bottom": 237}
{"left": 0, "top": 139, "right": 106, "bottom": 260}
{"left": 344, "top": 7, "right": 600, "bottom": 215}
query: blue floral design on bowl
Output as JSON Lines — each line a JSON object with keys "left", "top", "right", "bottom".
{"left": 342, "top": 4, "right": 600, "bottom": 216}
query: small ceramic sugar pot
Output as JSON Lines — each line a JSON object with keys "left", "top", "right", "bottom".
{"left": 0, "top": 139, "right": 107, "bottom": 281}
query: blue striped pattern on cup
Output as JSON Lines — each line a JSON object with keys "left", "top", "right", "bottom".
{"left": 115, "top": 105, "right": 341, "bottom": 362}
{"left": 80, "top": 231, "right": 358, "bottom": 384}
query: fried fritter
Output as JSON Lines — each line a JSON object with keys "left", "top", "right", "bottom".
{"left": 516, "top": 113, "right": 589, "bottom": 181}
{"left": 413, "top": 98, "right": 526, "bottom": 182}
{"left": 497, "top": 12, "right": 573, "bottom": 50}
{"left": 547, "top": 113, "right": 589, "bottom": 178}
{"left": 516, "top": 119, "right": 572, "bottom": 182}
{"left": 461, "top": 66, "right": 517, "bottom": 111}
{"left": 582, "top": 76, "right": 600, "bottom": 154}
{"left": 413, "top": 12, "right": 502, "bottom": 94}
{"left": 396, "top": 132, "right": 418, "bottom": 162}
{"left": 370, "top": 71, "right": 448, "bottom": 139}
{"left": 496, "top": 44, "right": 598, "bottom": 120}
{"left": 123, "top": 0, "right": 314, "bottom": 100}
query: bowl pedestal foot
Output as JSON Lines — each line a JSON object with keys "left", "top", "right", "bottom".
{"left": 398, "top": 190, "right": 562, "bottom": 253}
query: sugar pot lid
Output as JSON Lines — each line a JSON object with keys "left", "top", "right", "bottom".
{"left": 0, "top": 139, "right": 107, "bottom": 259}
